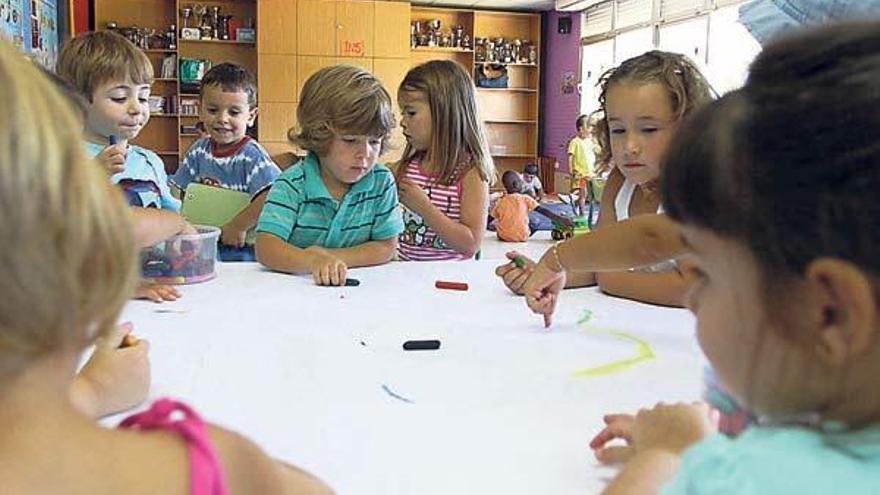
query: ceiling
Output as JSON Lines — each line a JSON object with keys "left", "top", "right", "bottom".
{"left": 410, "top": 0, "right": 558, "bottom": 11}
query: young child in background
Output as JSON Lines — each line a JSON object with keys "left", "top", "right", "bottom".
{"left": 591, "top": 22, "right": 880, "bottom": 493}
{"left": 256, "top": 64, "right": 403, "bottom": 286}
{"left": 396, "top": 60, "right": 496, "bottom": 261}
{"left": 567, "top": 114, "right": 597, "bottom": 217}
{"left": 58, "top": 30, "right": 191, "bottom": 302}
{"left": 520, "top": 162, "right": 543, "bottom": 200}
{"left": 0, "top": 40, "right": 332, "bottom": 494}
{"left": 171, "top": 63, "right": 280, "bottom": 262}
{"left": 498, "top": 51, "right": 714, "bottom": 307}
{"left": 493, "top": 170, "right": 540, "bottom": 242}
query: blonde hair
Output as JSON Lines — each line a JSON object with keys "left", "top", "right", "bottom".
{"left": 396, "top": 60, "right": 495, "bottom": 186}
{"left": 57, "top": 30, "right": 153, "bottom": 102}
{"left": 0, "top": 40, "right": 136, "bottom": 377}
{"left": 590, "top": 50, "right": 714, "bottom": 171}
{"left": 290, "top": 64, "right": 395, "bottom": 156}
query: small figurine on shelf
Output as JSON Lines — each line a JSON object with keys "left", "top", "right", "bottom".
{"left": 209, "top": 6, "right": 221, "bottom": 40}
{"left": 166, "top": 24, "right": 177, "bottom": 49}
{"left": 180, "top": 6, "right": 192, "bottom": 29}
{"left": 451, "top": 25, "right": 463, "bottom": 48}
{"left": 462, "top": 34, "right": 472, "bottom": 50}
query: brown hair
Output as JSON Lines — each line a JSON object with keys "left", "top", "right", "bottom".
{"left": 57, "top": 30, "right": 153, "bottom": 102}
{"left": 590, "top": 50, "right": 714, "bottom": 171}
{"left": 290, "top": 64, "right": 395, "bottom": 156}
{"left": 0, "top": 40, "right": 136, "bottom": 378}
{"left": 396, "top": 60, "right": 495, "bottom": 186}
{"left": 201, "top": 62, "right": 257, "bottom": 107}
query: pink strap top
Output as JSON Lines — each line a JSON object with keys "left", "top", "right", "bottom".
{"left": 119, "top": 398, "right": 228, "bottom": 495}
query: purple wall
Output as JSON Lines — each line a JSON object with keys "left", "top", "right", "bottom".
{"left": 541, "top": 11, "right": 581, "bottom": 174}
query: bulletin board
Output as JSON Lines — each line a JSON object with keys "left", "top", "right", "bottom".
{"left": 0, "top": 0, "right": 67, "bottom": 69}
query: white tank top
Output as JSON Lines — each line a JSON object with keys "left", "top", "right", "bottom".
{"left": 614, "top": 179, "right": 677, "bottom": 273}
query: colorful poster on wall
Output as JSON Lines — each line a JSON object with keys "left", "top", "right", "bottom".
{"left": 31, "top": 0, "right": 59, "bottom": 68}
{"left": 0, "top": 0, "right": 60, "bottom": 68}
{"left": 0, "top": 0, "right": 26, "bottom": 51}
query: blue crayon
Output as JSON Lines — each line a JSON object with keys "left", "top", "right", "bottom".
{"left": 109, "top": 135, "right": 117, "bottom": 145}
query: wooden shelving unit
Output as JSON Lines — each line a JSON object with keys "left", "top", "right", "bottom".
{"left": 410, "top": 6, "right": 541, "bottom": 187}
{"left": 93, "top": 0, "right": 257, "bottom": 174}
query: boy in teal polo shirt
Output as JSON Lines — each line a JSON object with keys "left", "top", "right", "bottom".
{"left": 256, "top": 65, "right": 403, "bottom": 286}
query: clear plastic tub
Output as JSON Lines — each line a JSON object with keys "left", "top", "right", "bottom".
{"left": 140, "top": 225, "right": 220, "bottom": 285}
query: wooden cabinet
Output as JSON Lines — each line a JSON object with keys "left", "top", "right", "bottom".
{"left": 258, "top": 0, "right": 297, "bottom": 54}
{"left": 258, "top": 1, "right": 409, "bottom": 162}
{"left": 374, "top": 0, "right": 410, "bottom": 58}
{"left": 297, "top": 0, "right": 374, "bottom": 57}
{"left": 93, "top": 0, "right": 258, "bottom": 174}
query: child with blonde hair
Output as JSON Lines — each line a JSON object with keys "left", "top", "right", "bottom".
{"left": 0, "top": 39, "right": 331, "bottom": 494}
{"left": 256, "top": 64, "right": 403, "bottom": 285}
{"left": 58, "top": 30, "right": 194, "bottom": 302}
{"left": 396, "top": 60, "right": 496, "bottom": 261}
{"left": 498, "top": 51, "right": 713, "bottom": 307}
{"left": 591, "top": 22, "right": 880, "bottom": 493}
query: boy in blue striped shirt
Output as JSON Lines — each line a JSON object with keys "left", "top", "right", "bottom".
{"left": 171, "top": 63, "right": 280, "bottom": 261}
{"left": 256, "top": 65, "right": 403, "bottom": 286}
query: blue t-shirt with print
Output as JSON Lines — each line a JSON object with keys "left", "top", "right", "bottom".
{"left": 170, "top": 136, "right": 280, "bottom": 198}
{"left": 85, "top": 142, "right": 180, "bottom": 211}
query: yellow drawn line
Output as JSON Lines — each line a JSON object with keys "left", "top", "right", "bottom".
{"left": 571, "top": 310, "right": 656, "bottom": 377}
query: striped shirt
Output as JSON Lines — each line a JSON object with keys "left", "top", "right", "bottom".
{"left": 171, "top": 137, "right": 280, "bottom": 198}
{"left": 257, "top": 152, "right": 403, "bottom": 249}
{"left": 397, "top": 153, "right": 470, "bottom": 261}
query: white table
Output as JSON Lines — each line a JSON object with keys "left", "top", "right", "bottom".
{"left": 119, "top": 261, "right": 702, "bottom": 494}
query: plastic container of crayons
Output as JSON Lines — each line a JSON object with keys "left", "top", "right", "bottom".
{"left": 140, "top": 225, "right": 219, "bottom": 285}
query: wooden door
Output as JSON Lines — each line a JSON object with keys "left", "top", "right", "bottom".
{"left": 297, "top": 0, "right": 336, "bottom": 56}
{"left": 336, "top": 0, "right": 373, "bottom": 58}
{"left": 374, "top": 1, "right": 410, "bottom": 59}
{"left": 258, "top": 0, "right": 298, "bottom": 54}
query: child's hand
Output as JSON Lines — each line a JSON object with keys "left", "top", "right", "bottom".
{"left": 523, "top": 251, "right": 567, "bottom": 326}
{"left": 95, "top": 143, "right": 127, "bottom": 176}
{"left": 494, "top": 250, "right": 535, "bottom": 295}
{"left": 134, "top": 281, "right": 181, "bottom": 302}
{"left": 398, "top": 179, "right": 432, "bottom": 215}
{"left": 590, "top": 403, "right": 718, "bottom": 464}
{"left": 73, "top": 322, "right": 150, "bottom": 418}
{"left": 306, "top": 246, "right": 348, "bottom": 286}
{"left": 220, "top": 221, "right": 247, "bottom": 247}
{"left": 633, "top": 402, "right": 718, "bottom": 455}
{"left": 589, "top": 413, "right": 636, "bottom": 464}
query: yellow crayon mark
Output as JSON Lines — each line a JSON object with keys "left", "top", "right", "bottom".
{"left": 572, "top": 310, "right": 655, "bottom": 377}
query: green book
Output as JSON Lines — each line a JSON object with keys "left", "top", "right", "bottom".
{"left": 180, "top": 183, "right": 256, "bottom": 244}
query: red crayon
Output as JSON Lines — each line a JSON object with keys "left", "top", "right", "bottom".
{"left": 435, "top": 280, "right": 468, "bottom": 291}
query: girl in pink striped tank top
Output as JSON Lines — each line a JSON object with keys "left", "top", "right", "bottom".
{"left": 395, "top": 60, "right": 496, "bottom": 261}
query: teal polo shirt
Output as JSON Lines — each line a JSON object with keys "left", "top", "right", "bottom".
{"left": 257, "top": 152, "right": 403, "bottom": 248}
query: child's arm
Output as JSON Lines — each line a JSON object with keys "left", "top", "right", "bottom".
{"left": 207, "top": 425, "right": 334, "bottom": 494}
{"left": 221, "top": 189, "right": 270, "bottom": 247}
{"left": 70, "top": 323, "right": 150, "bottom": 419}
{"left": 315, "top": 238, "right": 398, "bottom": 267}
{"left": 596, "top": 270, "right": 689, "bottom": 307}
{"left": 398, "top": 167, "right": 487, "bottom": 258}
{"left": 130, "top": 208, "right": 197, "bottom": 248}
{"left": 255, "top": 233, "right": 347, "bottom": 285}
{"left": 594, "top": 403, "right": 717, "bottom": 495}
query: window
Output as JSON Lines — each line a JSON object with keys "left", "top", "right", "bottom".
{"left": 580, "top": 38, "right": 614, "bottom": 116}
{"left": 580, "top": 0, "right": 760, "bottom": 112}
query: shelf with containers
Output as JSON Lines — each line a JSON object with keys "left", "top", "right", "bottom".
{"left": 410, "top": 7, "right": 541, "bottom": 188}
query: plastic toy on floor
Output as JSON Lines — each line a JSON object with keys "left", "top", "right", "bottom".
{"left": 141, "top": 225, "right": 219, "bottom": 284}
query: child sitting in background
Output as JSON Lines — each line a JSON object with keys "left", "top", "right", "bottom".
{"left": 591, "top": 22, "right": 880, "bottom": 493}
{"left": 520, "top": 162, "right": 543, "bottom": 200}
{"left": 171, "top": 63, "right": 280, "bottom": 262}
{"left": 256, "top": 64, "right": 403, "bottom": 286}
{"left": 0, "top": 40, "right": 332, "bottom": 494}
{"left": 492, "top": 170, "right": 540, "bottom": 242}
{"left": 395, "top": 60, "right": 496, "bottom": 261}
{"left": 57, "top": 30, "right": 194, "bottom": 302}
